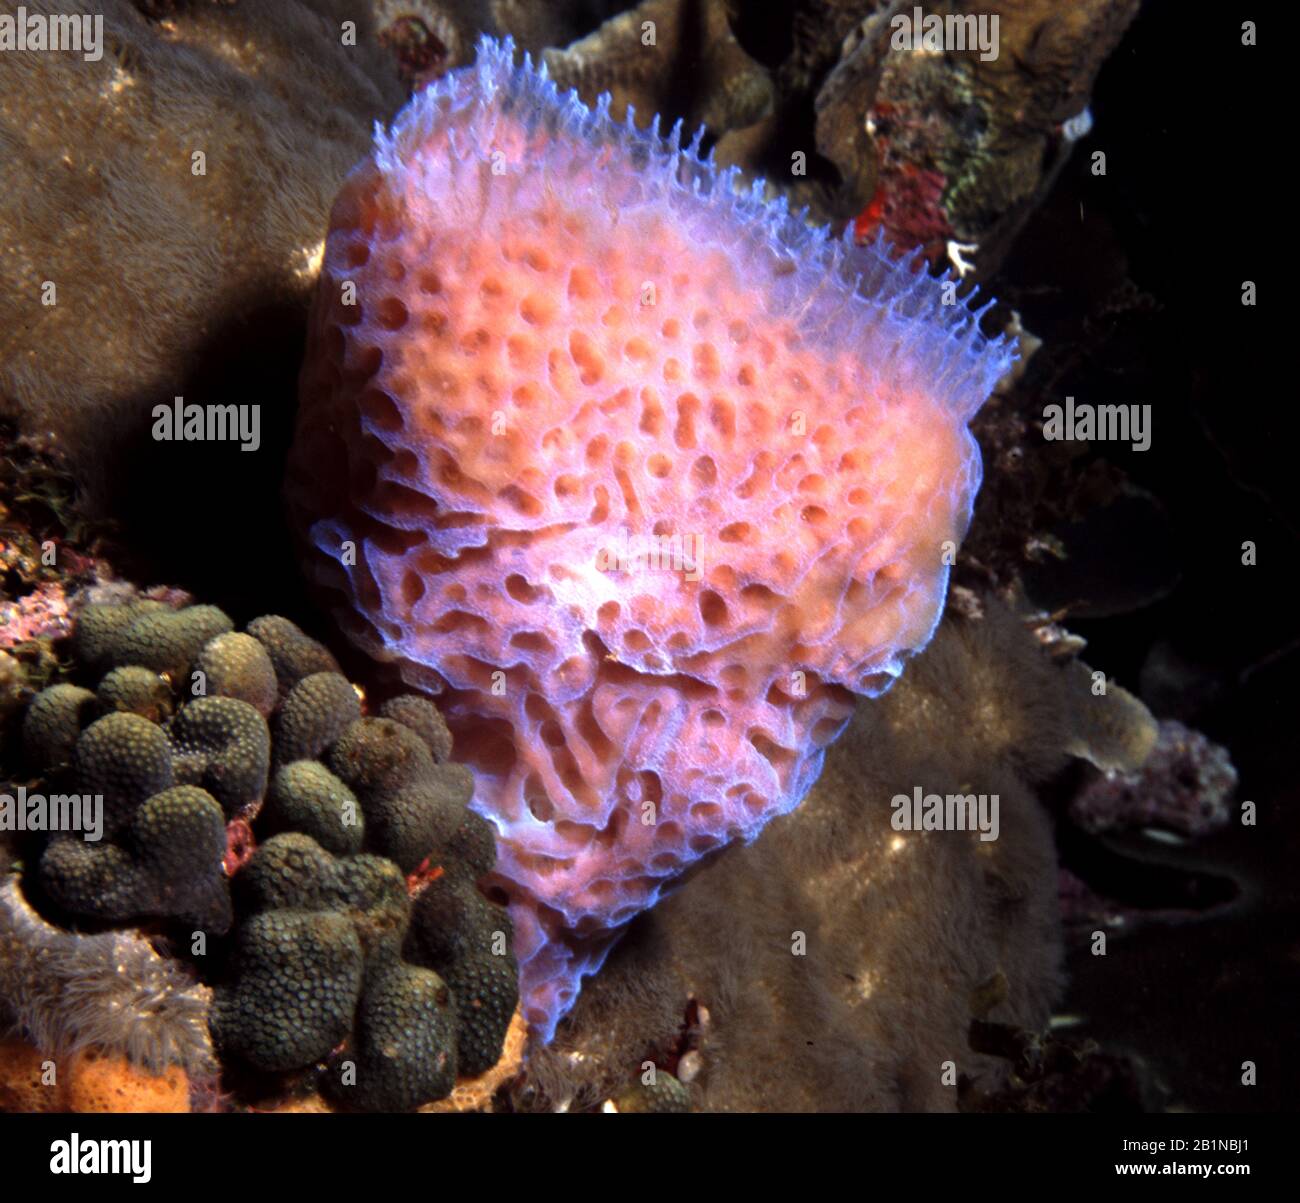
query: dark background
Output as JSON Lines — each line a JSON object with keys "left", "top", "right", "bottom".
{"left": 999, "top": 1, "right": 1293, "bottom": 1113}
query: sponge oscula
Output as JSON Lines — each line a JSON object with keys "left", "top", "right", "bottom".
{"left": 288, "top": 37, "right": 1015, "bottom": 1039}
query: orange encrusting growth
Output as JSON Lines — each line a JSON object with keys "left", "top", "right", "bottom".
{"left": 0, "top": 1038, "right": 191, "bottom": 1113}
{"left": 288, "top": 38, "right": 1014, "bottom": 1039}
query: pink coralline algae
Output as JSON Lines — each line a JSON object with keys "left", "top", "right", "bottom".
{"left": 287, "top": 37, "right": 1015, "bottom": 1039}
{"left": 1069, "top": 719, "right": 1237, "bottom": 838}
{"left": 0, "top": 580, "right": 72, "bottom": 649}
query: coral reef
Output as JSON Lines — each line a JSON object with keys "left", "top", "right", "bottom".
{"left": 0, "top": 0, "right": 408, "bottom": 509}
{"left": 522, "top": 0, "right": 1138, "bottom": 277}
{"left": 423, "top": 1003, "right": 528, "bottom": 1112}
{"left": 41, "top": 783, "right": 233, "bottom": 932}
{"left": 17, "top": 601, "right": 300, "bottom": 931}
{"left": 245, "top": 615, "right": 343, "bottom": 695}
{"left": 369, "top": 0, "right": 635, "bottom": 75}
{"left": 1069, "top": 720, "right": 1236, "bottom": 838}
{"left": 213, "top": 830, "right": 515, "bottom": 1111}
{"left": 0, "top": 421, "right": 119, "bottom": 711}
{"left": 66, "top": 710, "right": 175, "bottom": 831}
{"left": 0, "top": 876, "right": 216, "bottom": 1079}
{"left": 0, "top": 0, "right": 1266, "bottom": 1124}
{"left": 263, "top": 760, "right": 365, "bottom": 855}
{"left": 379, "top": 693, "right": 454, "bottom": 763}
{"left": 406, "top": 814, "right": 520, "bottom": 1075}
{"left": 22, "top": 684, "right": 99, "bottom": 768}
{"left": 274, "top": 673, "right": 363, "bottom": 765}
{"left": 712, "top": 0, "right": 1140, "bottom": 272}
{"left": 342, "top": 959, "right": 459, "bottom": 1110}
{"left": 0, "top": 582, "right": 73, "bottom": 653}
{"left": 97, "top": 667, "right": 175, "bottom": 725}
{"left": 831, "top": 0, "right": 1141, "bottom": 269}
{"left": 517, "top": 598, "right": 1153, "bottom": 1111}
{"left": 170, "top": 698, "right": 272, "bottom": 819}
{"left": 0, "top": 1038, "right": 192, "bottom": 1114}
{"left": 214, "top": 845, "right": 373, "bottom": 1073}
{"left": 263, "top": 1004, "right": 530, "bottom": 1114}
{"left": 328, "top": 717, "right": 476, "bottom": 873}
{"left": 5, "top": 598, "right": 518, "bottom": 1111}
{"left": 81, "top": 604, "right": 234, "bottom": 679}
{"left": 609, "top": 1069, "right": 692, "bottom": 1113}
{"left": 542, "top": 0, "right": 775, "bottom": 132}
{"left": 194, "top": 633, "right": 279, "bottom": 718}
{"left": 288, "top": 35, "right": 1015, "bottom": 1039}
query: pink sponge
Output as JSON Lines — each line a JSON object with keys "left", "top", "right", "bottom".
{"left": 288, "top": 37, "right": 1015, "bottom": 1040}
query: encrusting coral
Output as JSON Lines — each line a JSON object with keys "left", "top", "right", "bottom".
{"left": 263, "top": 760, "right": 366, "bottom": 855}
{"left": 96, "top": 666, "right": 175, "bottom": 725}
{"left": 541, "top": 0, "right": 775, "bottom": 133}
{"left": 212, "top": 828, "right": 516, "bottom": 1111}
{"left": 609, "top": 1069, "right": 692, "bottom": 1113}
{"left": 170, "top": 697, "right": 272, "bottom": 818}
{"left": 288, "top": 35, "right": 1015, "bottom": 1039}
{"left": 40, "top": 781, "right": 233, "bottom": 932}
{"left": 0, "top": 1037, "right": 192, "bottom": 1114}
{"left": 21, "top": 683, "right": 99, "bottom": 768}
{"left": 328, "top": 716, "right": 476, "bottom": 873}
{"left": 244, "top": 614, "right": 344, "bottom": 693}
{"left": 0, "top": 0, "right": 408, "bottom": 511}
{"left": 213, "top": 838, "right": 378, "bottom": 1074}
{"left": 195, "top": 633, "right": 279, "bottom": 719}
{"left": 274, "top": 672, "right": 363, "bottom": 765}
{"left": 3, "top": 600, "right": 518, "bottom": 1112}
{"left": 405, "top": 811, "right": 521, "bottom": 1076}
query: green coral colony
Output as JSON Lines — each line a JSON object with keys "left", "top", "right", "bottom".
{"left": 7, "top": 602, "right": 517, "bottom": 1111}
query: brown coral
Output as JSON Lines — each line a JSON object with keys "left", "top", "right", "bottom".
{"left": 0, "top": 0, "right": 405, "bottom": 509}
{"left": 517, "top": 599, "right": 1149, "bottom": 1111}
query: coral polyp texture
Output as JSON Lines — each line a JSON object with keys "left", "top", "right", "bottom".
{"left": 5, "top": 599, "right": 517, "bottom": 1111}
{"left": 288, "top": 37, "right": 1016, "bottom": 1039}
